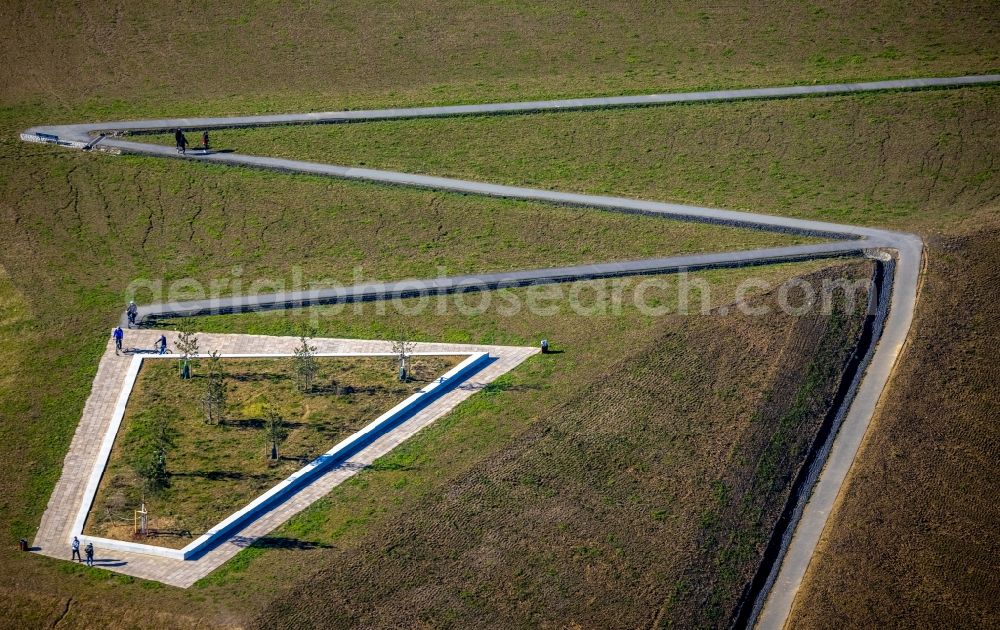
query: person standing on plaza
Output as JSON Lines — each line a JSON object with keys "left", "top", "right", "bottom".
{"left": 71, "top": 536, "right": 81, "bottom": 562}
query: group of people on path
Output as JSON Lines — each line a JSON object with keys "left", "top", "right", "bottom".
{"left": 71, "top": 536, "right": 94, "bottom": 567}
{"left": 175, "top": 129, "right": 210, "bottom": 154}
{"left": 114, "top": 301, "right": 168, "bottom": 355}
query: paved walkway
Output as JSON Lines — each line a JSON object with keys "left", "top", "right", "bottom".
{"left": 25, "top": 74, "right": 1000, "bottom": 140}
{"left": 33, "top": 330, "right": 536, "bottom": 587}
{"left": 23, "top": 75, "right": 999, "bottom": 625}
{"left": 129, "top": 241, "right": 868, "bottom": 325}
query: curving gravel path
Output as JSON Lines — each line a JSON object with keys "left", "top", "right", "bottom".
{"left": 22, "top": 74, "right": 1000, "bottom": 628}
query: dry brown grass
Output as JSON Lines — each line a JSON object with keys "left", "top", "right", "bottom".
{"left": 790, "top": 219, "right": 1000, "bottom": 628}
{"left": 0, "top": 586, "right": 236, "bottom": 630}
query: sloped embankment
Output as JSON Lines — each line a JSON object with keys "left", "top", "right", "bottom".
{"left": 791, "top": 223, "right": 1000, "bottom": 628}
{"left": 249, "top": 262, "right": 873, "bottom": 628}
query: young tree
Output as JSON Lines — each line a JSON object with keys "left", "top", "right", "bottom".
{"left": 127, "top": 409, "right": 176, "bottom": 494}
{"left": 136, "top": 446, "right": 169, "bottom": 493}
{"left": 293, "top": 334, "right": 318, "bottom": 393}
{"left": 175, "top": 328, "right": 200, "bottom": 379}
{"left": 391, "top": 331, "right": 417, "bottom": 381}
{"left": 264, "top": 404, "right": 287, "bottom": 461}
{"left": 202, "top": 350, "right": 227, "bottom": 424}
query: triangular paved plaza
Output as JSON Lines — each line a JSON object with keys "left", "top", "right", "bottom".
{"left": 34, "top": 329, "right": 537, "bottom": 587}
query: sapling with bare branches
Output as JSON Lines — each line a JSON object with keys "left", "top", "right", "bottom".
{"left": 202, "top": 351, "right": 227, "bottom": 424}
{"left": 175, "top": 328, "right": 200, "bottom": 379}
{"left": 264, "top": 404, "right": 287, "bottom": 461}
{"left": 293, "top": 334, "right": 318, "bottom": 393}
{"left": 391, "top": 331, "right": 417, "bottom": 381}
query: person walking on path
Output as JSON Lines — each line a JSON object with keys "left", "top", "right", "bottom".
{"left": 175, "top": 129, "right": 188, "bottom": 154}
{"left": 201, "top": 130, "right": 210, "bottom": 152}
{"left": 71, "top": 536, "right": 81, "bottom": 562}
{"left": 84, "top": 542, "right": 94, "bottom": 567}
{"left": 157, "top": 334, "right": 168, "bottom": 355}
{"left": 113, "top": 326, "right": 124, "bottom": 355}
{"left": 126, "top": 300, "right": 138, "bottom": 328}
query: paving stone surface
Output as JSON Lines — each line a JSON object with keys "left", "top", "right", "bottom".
{"left": 34, "top": 330, "right": 536, "bottom": 587}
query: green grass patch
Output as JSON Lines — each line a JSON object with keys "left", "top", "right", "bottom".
{"left": 164, "top": 86, "right": 1000, "bottom": 231}
{"left": 84, "top": 355, "right": 460, "bottom": 548}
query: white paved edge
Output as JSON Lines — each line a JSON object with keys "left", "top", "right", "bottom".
{"left": 19, "top": 77, "right": 971, "bottom": 616}
{"left": 69, "top": 354, "right": 142, "bottom": 537}
{"left": 70, "top": 351, "right": 485, "bottom": 561}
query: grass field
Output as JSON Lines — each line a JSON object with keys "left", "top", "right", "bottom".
{"left": 0, "top": 266, "right": 31, "bottom": 399}
{"left": 3, "top": 1, "right": 996, "bottom": 116}
{"left": 0, "top": 132, "right": 809, "bottom": 290}
{"left": 150, "top": 86, "right": 1000, "bottom": 231}
{"left": 85, "top": 356, "right": 461, "bottom": 548}
{"left": 138, "top": 262, "right": 869, "bottom": 617}
{"left": 0, "top": 1, "right": 997, "bottom": 627}
{"left": 0, "top": 90, "right": 829, "bottom": 630}
{"left": 0, "top": 104, "right": 804, "bottom": 551}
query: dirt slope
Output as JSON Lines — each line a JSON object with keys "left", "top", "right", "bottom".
{"left": 248, "top": 264, "right": 870, "bottom": 628}
{"left": 791, "top": 220, "right": 1000, "bottom": 627}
